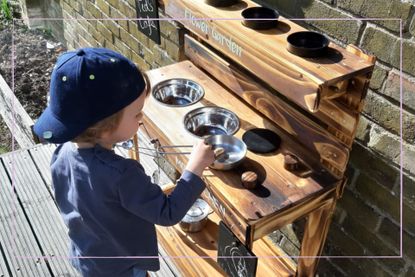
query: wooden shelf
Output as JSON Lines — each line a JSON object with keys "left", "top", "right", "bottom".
{"left": 145, "top": 3, "right": 373, "bottom": 275}
{"left": 183, "top": 37, "right": 363, "bottom": 178}
{"left": 156, "top": 212, "right": 296, "bottom": 276}
{"left": 164, "top": 0, "right": 374, "bottom": 112}
{"left": 144, "top": 60, "right": 341, "bottom": 247}
{"left": 183, "top": 35, "right": 360, "bottom": 149}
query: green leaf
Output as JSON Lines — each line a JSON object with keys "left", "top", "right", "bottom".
{"left": 1, "top": 0, "right": 12, "bottom": 21}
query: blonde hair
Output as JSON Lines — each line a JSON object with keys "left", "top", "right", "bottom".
{"left": 143, "top": 72, "right": 151, "bottom": 96}
{"left": 72, "top": 109, "right": 124, "bottom": 143}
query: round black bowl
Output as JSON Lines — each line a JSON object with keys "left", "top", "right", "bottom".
{"left": 241, "top": 7, "right": 279, "bottom": 30}
{"left": 286, "top": 31, "right": 329, "bottom": 58}
{"left": 205, "top": 0, "right": 239, "bottom": 7}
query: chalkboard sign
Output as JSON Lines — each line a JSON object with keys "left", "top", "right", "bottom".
{"left": 218, "top": 222, "right": 258, "bottom": 277}
{"left": 135, "top": 0, "right": 160, "bottom": 44}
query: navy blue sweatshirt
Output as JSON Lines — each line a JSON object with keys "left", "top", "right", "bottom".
{"left": 51, "top": 142, "right": 205, "bottom": 276}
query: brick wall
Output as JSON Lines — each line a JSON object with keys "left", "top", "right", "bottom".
{"left": 41, "top": 0, "right": 184, "bottom": 72}
{"left": 22, "top": 0, "right": 414, "bottom": 275}
{"left": 257, "top": 0, "right": 415, "bottom": 276}
{"left": 41, "top": 0, "right": 63, "bottom": 41}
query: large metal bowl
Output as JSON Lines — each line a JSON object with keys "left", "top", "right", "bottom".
{"left": 205, "top": 134, "right": 247, "bottom": 170}
{"left": 151, "top": 79, "right": 204, "bottom": 107}
{"left": 183, "top": 107, "right": 240, "bottom": 138}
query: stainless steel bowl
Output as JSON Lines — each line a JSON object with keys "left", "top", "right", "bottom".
{"left": 205, "top": 134, "right": 247, "bottom": 170}
{"left": 179, "top": 198, "right": 210, "bottom": 233}
{"left": 151, "top": 78, "right": 204, "bottom": 107}
{"left": 183, "top": 107, "right": 240, "bottom": 138}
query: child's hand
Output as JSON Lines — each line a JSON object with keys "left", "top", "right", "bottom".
{"left": 185, "top": 140, "right": 215, "bottom": 177}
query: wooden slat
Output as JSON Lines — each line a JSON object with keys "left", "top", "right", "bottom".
{"left": 151, "top": 247, "right": 178, "bottom": 277}
{"left": 338, "top": 73, "right": 372, "bottom": 112}
{"left": 28, "top": 144, "right": 56, "bottom": 191}
{"left": 184, "top": 34, "right": 357, "bottom": 149}
{"left": 165, "top": 0, "right": 374, "bottom": 112}
{"left": 336, "top": 45, "right": 376, "bottom": 111}
{"left": 0, "top": 253, "right": 10, "bottom": 277}
{"left": 149, "top": 255, "right": 176, "bottom": 277}
{"left": 2, "top": 151, "right": 80, "bottom": 277}
{"left": 345, "top": 44, "right": 376, "bottom": 64}
{"left": 0, "top": 157, "right": 51, "bottom": 276}
{"left": 318, "top": 100, "right": 358, "bottom": 146}
{"left": 0, "top": 74, "right": 35, "bottom": 148}
{"left": 201, "top": 187, "right": 252, "bottom": 247}
{"left": 297, "top": 198, "right": 337, "bottom": 276}
{"left": 0, "top": 248, "right": 10, "bottom": 277}
{"left": 252, "top": 188, "right": 337, "bottom": 241}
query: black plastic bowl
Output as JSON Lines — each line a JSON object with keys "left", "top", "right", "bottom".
{"left": 241, "top": 7, "right": 279, "bottom": 30}
{"left": 286, "top": 31, "right": 329, "bottom": 58}
{"left": 205, "top": 0, "right": 239, "bottom": 7}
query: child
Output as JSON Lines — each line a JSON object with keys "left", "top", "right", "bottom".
{"left": 33, "top": 47, "right": 215, "bottom": 277}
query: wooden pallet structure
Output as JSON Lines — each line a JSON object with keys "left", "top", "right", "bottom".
{"left": 135, "top": 0, "right": 376, "bottom": 276}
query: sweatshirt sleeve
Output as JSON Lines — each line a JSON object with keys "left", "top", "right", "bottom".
{"left": 117, "top": 159, "right": 205, "bottom": 226}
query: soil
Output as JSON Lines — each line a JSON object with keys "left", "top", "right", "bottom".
{"left": 0, "top": 18, "right": 66, "bottom": 154}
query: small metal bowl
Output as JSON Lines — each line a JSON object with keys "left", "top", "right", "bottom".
{"left": 205, "top": 134, "right": 247, "bottom": 170}
{"left": 151, "top": 79, "right": 204, "bottom": 107}
{"left": 183, "top": 107, "right": 240, "bottom": 138}
{"left": 180, "top": 198, "right": 210, "bottom": 233}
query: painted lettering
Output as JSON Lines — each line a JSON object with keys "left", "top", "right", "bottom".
{"left": 185, "top": 9, "right": 209, "bottom": 34}
{"left": 138, "top": 15, "right": 157, "bottom": 36}
{"left": 137, "top": 0, "right": 154, "bottom": 12}
{"left": 184, "top": 10, "right": 243, "bottom": 56}
{"left": 204, "top": 189, "right": 226, "bottom": 218}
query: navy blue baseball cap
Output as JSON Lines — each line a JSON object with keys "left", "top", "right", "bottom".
{"left": 33, "top": 47, "right": 146, "bottom": 144}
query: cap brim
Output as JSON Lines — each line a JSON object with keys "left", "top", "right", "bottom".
{"left": 33, "top": 106, "right": 86, "bottom": 144}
